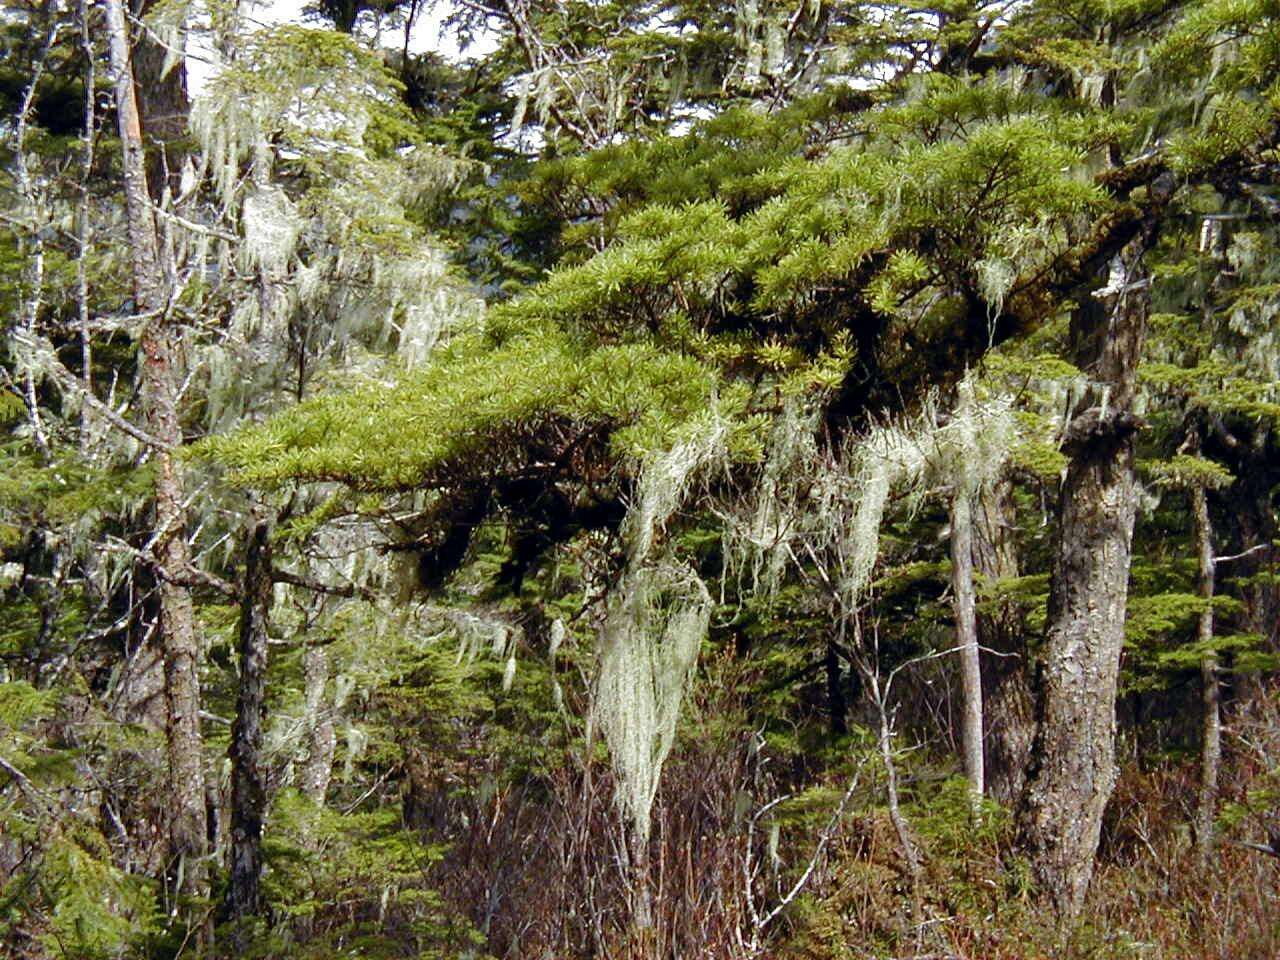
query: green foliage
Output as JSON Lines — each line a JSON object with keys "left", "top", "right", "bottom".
{"left": 256, "top": 793, "right": 486, "bottom": 959}
{"left": 201, "top": 330, "right": 747, "bottom": 488}
{"left": 0, "top": 679, "right": 160, "bottom": 958}
{"left": 5, "top": 2, "right": 1280, "bottom": 957}
{"left": 1141, "top": 453, "right": 1236, "bottom": 490}
{"left": 35, "top": 833, "right": 159, "bottom": 959}
{"left": 0, "top": 447, "right": 154, "bottom": 530}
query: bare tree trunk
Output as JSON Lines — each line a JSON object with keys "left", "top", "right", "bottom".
{"left": 875, "top": 687, "right": 922, "bottom": 891}
{"left": 299, "top": 646, "right": 336, "bottom": 806}
{"left": 1192, "top": 483, "right": 1220, "bottom": 860}
{"left": 826, "top": 637, "right": 848, "bottom": 736}
{"left": 951, "top": 488, "right": 984, "bottom": 808}
{"left": 1018, "top": 248, "right": 1150, "bottom": 920}
{"left": 631, "top": 826, "right": 654, "bottom": 935}
{"left": 105, "top": 0, "right": 208, "bottom": 903}
{"left": 105, "top": 0, "right": 161, "bottom": 305}
{"left": 226, "top": 519, "right": 272, "bottom": 932}
{"left": 619, "top": 820, "right": 656, "bottom": 959}
{"left": 973, "top": 479, "right": 1033, "bottom": 807}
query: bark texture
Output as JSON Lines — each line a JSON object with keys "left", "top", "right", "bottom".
{"left": 1018, "top": 248, "right": 1150, "bottom": 919}
{"left": 130, "top": 0, "right": 190, "bottom": 201}
{"left": 105, "top": 0, "right": 207, "bottom": 898}
{"left": 973, "top": 479, "right": 1033, "bottom": 807}
{"left": 1192, "top": 483, "right": 1220, "bottom": 859}
{"left": 950, "top": 489, "right": 984, "bottom": 806}
{"left": 226, "top": 519, "right": 272, "bottom": 926}
{"left": 300, "top": 646, "right": 337, "bottom": 806}
{"left": 1232, "top": 442, "right": 1280, "bottom": 709}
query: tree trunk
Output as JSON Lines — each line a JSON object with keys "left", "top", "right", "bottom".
{"left": 105, "top": 0, "right": 162, "bottom": 306}
{"left": 950, "top": 488, "right": 984, "bottom": 808}
{"left": 299, "top": 646, "right": 336, "bottom": 806}
{"left": 1017, "top": 248, "right": 1150, "bottom": 919}
{"left": 1231, "top": 449, "right": 1279, "bottom": 710}
{"left": 130, "top": 0, "right": 190, "bottom": 203}
{"left": 625, "top": 823, "right": 656, "bottom": 959}
{"left": 105, "top": 0, "right": 208, "bottom": 901}
{"left": 973, "top": 478, "right": 1033, "bottom": 807}
{"left": 1192, "top": 483, "right": 1220, "bottom": 860}
{"left": 226, "top": 519, "right": 272, "bottom": 929}
{"left": 826, "top": 637, "right": 848, "bottom": 736}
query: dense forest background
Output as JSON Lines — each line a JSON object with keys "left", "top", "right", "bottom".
{"left": 2, "top": 1, "right": 1280, "bottom": 957}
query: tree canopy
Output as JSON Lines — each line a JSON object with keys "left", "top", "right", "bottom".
{"left": 2, "top": 1, "right": 1280, "bottom": 957}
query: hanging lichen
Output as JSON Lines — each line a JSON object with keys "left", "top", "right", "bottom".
{"left": 594, "top": 560, "right": 712, "bottom": 847}
{"left": 720, "top": 397, "right": 821, "bottom": 598}
{"left": 240, "top": 185, "right": 301, "bottom": 277}
{"left": 624, "top": 413, "right": 730, "bottom": 565}
{"left": 592, "top": 414, "right": 727, "bottom": 846}
{"left": 187, "top": 23, "right": 482, "bottom": 436}
{"left": 724, "top": 374, "right": 1016, "bottom": 612}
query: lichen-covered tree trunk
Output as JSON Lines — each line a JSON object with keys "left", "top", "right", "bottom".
{"left": 1018, "top": 250, "right": 1149, "bottom": 919}
{"left": 1192, "top": 483, "right": 1220, "bottom": 859}
{"left": 950, "top": 489, "right": 984, "bottom": 806}
{"left": 105, "top": 0, "right": 208, "bottom": 899}
{"left": 300, "top": 646, "right": 337, "bottom": 806}
{"left": 973, "top": 478, "right": 1033, "bottom": 807}
{"left": 226, "top": 520, "right": 272, "bottom": 930}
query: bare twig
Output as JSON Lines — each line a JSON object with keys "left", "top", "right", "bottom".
{"left": 745, "top": 755, "right": 869, "bottom": 945}
{"left": 1215, "top": 543, "right": 1275, "bottom": 564}
{"left": 11, "top": 16, "right": 63, "bottom": 460}
{"left": 271, "top": 568, "right": 377, "bottom": 602}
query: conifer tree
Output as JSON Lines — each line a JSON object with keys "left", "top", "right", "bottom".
{"left": 104, "top": 0, "right": 209, "bottom": 904}
{"left": 5, "top": 1, "right": 1280, "bottom": 954}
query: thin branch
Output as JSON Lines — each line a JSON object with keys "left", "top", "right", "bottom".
{"left": 1215, "top": 543, "right": 1274, "bottom": 564}
{"left": 11, "top": 16, "right": 62, "bottom": 461}
{"left": 30, "top": 345, "right": 177, "bottom": 450}
{"left": 756, "top": 756, "right": 869, "bottom": 931}
{"left": 271, "top": 568, "right": 377, "bottom": 601}
{"left": 0, "top": 754, "right": 58, "bottom": 813}
{"left": 151, "top": 204, "right": 239, "bottom": 242}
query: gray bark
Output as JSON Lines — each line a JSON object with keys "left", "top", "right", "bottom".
{"left": 299, "top": 646, "right": 336, "bottom": 806}
{"left": 950, "top": 489, "right": 984, "bottom": 807}
{"left": 1018, "top": 248, "right": 1150, "bottom": 919}
{"left": 973, "top": 479, "right": 1033, "bottom": 807}
{"left": 130, "top": 0, "right": 190, "bottom": 201}
{"left": 1192, "top": 483, "right": 1220, "bottom": 860}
